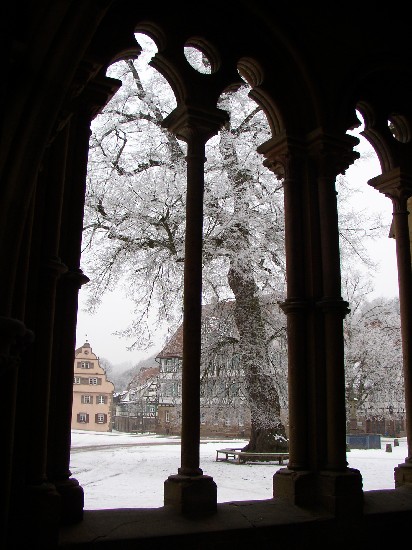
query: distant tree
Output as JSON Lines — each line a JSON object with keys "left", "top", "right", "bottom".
{"left": 342, "top": 272, "right": 403, "bottom": 422}
{"left": 110, "top": 355, "right": 159, "bottom": 392}
{"left": 99, "top": 357, "right": 113, "bottom": 376}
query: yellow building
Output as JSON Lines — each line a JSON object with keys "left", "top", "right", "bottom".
{"left": 71, "top": 341, "right": 114, "bottom": 432}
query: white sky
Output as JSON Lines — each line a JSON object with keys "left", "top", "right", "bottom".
{"left": 76, "top": 290, "right": 162, "bottom": 368}
{"left": 344, "top": 132, "right": 398, "bottom": 301}
{"left": 70, "top": 430, "right": 407, "bottom": 510}
{"left": 75, "top": 127, "right": 399, "bottom": 367}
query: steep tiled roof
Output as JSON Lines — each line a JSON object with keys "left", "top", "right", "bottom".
{"left": 128, "top": 366, "right": 160, "bottom": 389}
{"left": 156, "top": 294, "right": 284, "bottom": 360}
{"left": 157, "top": 325, "right": 183, "bottom": 359}
{"left": 156, "top": 301, "right": 235, "bottom": 359}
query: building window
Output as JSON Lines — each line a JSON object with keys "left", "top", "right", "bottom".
{"left": 89, "top": 378, "right": 98, "bottom": 385}
{"left": 165, "top": 411, "right": 170, "bottom": 423}
{"left": 77, "top": 361, "right": 91, "bottom": 369}
{"left": 81, "top": 395, "right": 93, "bottom": 404}
{"left": 97, "top": 395, "right": 107, "bottom": 404}
{"left": 171, "top": 382, "right": 181, "bottom": 397}
{"left": 77, "top": 413, "right": 89, "bottom": 423}
{"left": 163, "top": 358, "right": 179, "bottom": 373}
{"left": 73, "top": 377, "right": 81, "bottom": 384}
{"left": 95, "top": 413, "right": 107, "bottom": 424}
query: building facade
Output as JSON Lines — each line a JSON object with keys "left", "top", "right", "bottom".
{"left": 71, "top": 341, "right": 114, "bottom": 432}
{"left": 113, "top": 367, "right": 159, "bottom": 433}
{"left": 155, "top": 321, "right": 254, "bottom": 438}
{"left": 114, "top": 299, "right": 288, "bottom": 438}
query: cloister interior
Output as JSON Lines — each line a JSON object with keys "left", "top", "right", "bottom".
{"left": 2, "top": 2, "right": 412, "bottom": 548}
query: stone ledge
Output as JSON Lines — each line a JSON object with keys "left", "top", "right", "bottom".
{"left": 58, "top": 488, "right": 412, "bottom": 549}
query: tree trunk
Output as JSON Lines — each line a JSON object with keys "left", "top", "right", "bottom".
{"left": 228, "top": 264, "right": 288, "bottom": 453}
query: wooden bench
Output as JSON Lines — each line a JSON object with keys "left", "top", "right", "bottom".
{"left": 215, "top": 448, "right": 289, "bottom": 465}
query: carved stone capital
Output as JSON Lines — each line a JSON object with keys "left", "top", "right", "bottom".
{"left": 52, "top": 71, "right": 124, "bottom": 143}
{"left": 44, "top": 257, "right": 68, "bottom": 279}
{"left": 368, "top": 168, "right": 412, "bottom": 208}
{"left": 258, "top": 130, "right": 359, "bottom": 181}
{"left": 162, "top": 104, "right": 229, "bottom": 144}
{"left": 60, "top": 268, "right": 90, "bottom": 289}
{"left": 306, "top": 129, "right": 359, "bottom": 178}
{"left": 257, "top": 133, "right": 306, "bottom": 180}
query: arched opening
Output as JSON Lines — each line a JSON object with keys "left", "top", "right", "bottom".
{"left": 341, "top": 111, "right": 405, "bottom": 482}
{"left": 72, "top": 31, "right": 289, "bottom": 509}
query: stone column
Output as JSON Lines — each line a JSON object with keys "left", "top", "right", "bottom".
{"left": 258, "top": 136, "right": 316, "bottom": 504}
{"left": 369, "top": 169, "right": 412, "bottom": 485}
{"left": 9, "top": 117, "right": 70, "bottom": 549}
{"left": 48, "top": 269, "right": 89, "bottom": 524}
{"left": 316, "top": 144, "right": 352, "bottom": 472}
{"left": 259, "top": 132, "right": 363, "bottom": 515}
{"left": 2, "top": 159, "right": 40, "bottom": 548}
{"left": 46, "top": 73, "right": 121, "bottom": 524}
{"left": 46, "top": 118, "right": 89, "bottom": 525}
{"left": 260, "top": 139, "right": 310, "bottom": 470}
{"left": 0, "top": 317, "right": 33, "bottom": 549}
{"left": 162, "top": 105, "right": 228, "bottom": 515}
{"left": 314, "top": 136, "right": 363, "bottom": 516}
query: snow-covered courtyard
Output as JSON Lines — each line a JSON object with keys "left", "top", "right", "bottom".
{"left": 70, "top": 430, "right": 408, "bottom": 510}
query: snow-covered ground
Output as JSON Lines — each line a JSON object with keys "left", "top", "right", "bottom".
{"left": 70, "top": 430, "right": 408, "bottom": 510}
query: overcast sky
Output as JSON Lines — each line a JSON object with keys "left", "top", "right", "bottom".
{"left": 75, "top": 129, "right": 399, "bottom": 367}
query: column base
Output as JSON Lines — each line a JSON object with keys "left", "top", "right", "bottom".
{"left": 318, "top": 468, "right": 363, "bottom": 517}
{"left": 8, "top": 482, "right": 61, "bottom": 548}
{"left": 273, "top": 467, "right": 363, "bottom": 516}
{"left": 164, "top": 474, "right": 217, "bottom": 516}
{"left": 395, "top": 461, "right": 412, "bottom": 486}
{"left": 54, "top": 477, "right": 84, "bottom": 524}
{"left": 273, "top": 467, "right": 316, "bottom": 506}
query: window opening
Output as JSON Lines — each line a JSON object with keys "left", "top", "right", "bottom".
{"left": 387, "top": 114, "right": 411, "bottom": 143}
{"left": 73, "top": 30, "right": 291, "bottom": 509}
{"left": 70, "top": 35, "right": 407, "bottom": 512}
{"left": 183, "top": 37, "right": 220, "bottom": 75}
{"left": 342, "top": 110, "right": 405, "bottom": 463}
